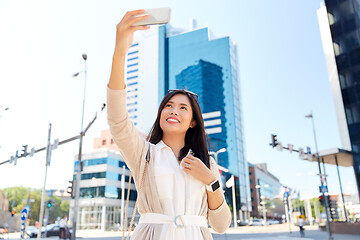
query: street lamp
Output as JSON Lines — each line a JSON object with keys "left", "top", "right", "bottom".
{"left": 72, "top": 53, "right": 87, "bottom": 240}
{"left": 256, "top": 184, "right": 269, "bottom": 224}
{"left": 209, "top": 148, "right": 226, "bottom": 164}
{"left": 305, "top": 112, "right": 333, "bottom": 240}
{"left": 0, "top": 107, "right": 9, "bottom": 149}
{"left": 0, "top": 107, "right": 9, "bottom": 121}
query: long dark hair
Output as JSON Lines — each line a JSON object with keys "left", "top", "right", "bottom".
{"left": 147, "top": 90, "right": 210, "bottom": 168}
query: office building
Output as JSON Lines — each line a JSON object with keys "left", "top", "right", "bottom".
{"left": 69, "top": 130, "right": 137, "bottom": 230}
{"left": 317, "top": 1, "right": 360, "bottom": 196}
{"left": 249, "top": 163, "right": 284, "bottom": 219}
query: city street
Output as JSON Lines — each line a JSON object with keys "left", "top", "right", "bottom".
{"left": 5, "top": 224, "right": 360, "bottom": 240}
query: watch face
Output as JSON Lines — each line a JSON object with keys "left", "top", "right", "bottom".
{"left": 211, "top": 180, "right": 220, "bottom": 192}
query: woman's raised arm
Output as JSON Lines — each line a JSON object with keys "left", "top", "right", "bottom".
{"left": 107, "top": 10, "right": 150, "bottom": 173}
{"left": 108, "top": 9, "right": 150, "bottom": 90}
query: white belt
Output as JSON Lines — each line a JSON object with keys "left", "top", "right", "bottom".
{"left": 139, "top": 213, "right": 208, "bottom": 228}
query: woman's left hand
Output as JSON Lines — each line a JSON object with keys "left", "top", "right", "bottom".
{"left": 181, "top": 153, "right": 216, "bottom": 185}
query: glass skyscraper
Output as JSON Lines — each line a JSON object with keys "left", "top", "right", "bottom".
{"left": 318, "top": 0, "right": 360, "bottom": 197}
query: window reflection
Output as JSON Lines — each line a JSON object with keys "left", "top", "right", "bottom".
{"left": 79, "top": 186, "right": 137, "bottom": 200}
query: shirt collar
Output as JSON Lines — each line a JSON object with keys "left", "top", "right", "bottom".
{"left": 154, "top": 140, "right": 193, "bottom": 155}
{"left": 154, "top": 140, "right": 169, "bottom": 151}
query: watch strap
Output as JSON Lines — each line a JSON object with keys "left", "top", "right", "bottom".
{"left": 206, "top": 179, "right": 220, "bottom": 192}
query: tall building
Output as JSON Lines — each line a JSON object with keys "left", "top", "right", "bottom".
{"left": 70, "top": 130, "right": 137, "bottom": 230}
{"left": 248, "top": 163, "right": 284, "bottom": 220}
{"left": 317, "top": 1, "right": 360, "bottom": 196}
{"left": 124, "top": 24, "right": 250, "bottom": 220}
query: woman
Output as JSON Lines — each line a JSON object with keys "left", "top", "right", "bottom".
{"left": 107, "top": 9, "right": 231, "bottom": 239}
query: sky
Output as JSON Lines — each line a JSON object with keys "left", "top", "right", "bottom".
{"left": 0, "top": 0, "right": 358, "bottom": 199}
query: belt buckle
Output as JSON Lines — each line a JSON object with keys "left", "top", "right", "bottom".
{"left": 174, "top": 215, "right": 185, "bottom": 228}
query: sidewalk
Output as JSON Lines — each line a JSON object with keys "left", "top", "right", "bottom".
{"left": 213, "top": 224, "right": 360, "bottom": 240}
{"left": 5, "top": 224, "right": 360, "bottom": 239}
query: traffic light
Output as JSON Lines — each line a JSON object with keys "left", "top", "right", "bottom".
{"left": 319, "top": 195, "right": 325, "bottom": 206}
{"left": 21, "top": 145, "right": 28, "bottom": 157}
{"left": 11, "top": 210, "right": 15, "bottom": 216}
{"left": 47, "top": 200, "right": 52, "bottom": 208}
{"left": 67, "top": 180, "right": 75, "bottom": 198}
{"left": 328, "top": 197, "right": 338, "bottom": 220}
{"left": 271, "top": 134, "right": 278, "bottom": 148}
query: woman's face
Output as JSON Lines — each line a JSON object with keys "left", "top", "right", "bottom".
{"left": 160, "top": 93, "right": 197, "bottom": 135}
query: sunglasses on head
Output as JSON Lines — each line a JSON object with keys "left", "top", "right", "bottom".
{"left": 167, "top": 89, "right": 199, "bottom": 102}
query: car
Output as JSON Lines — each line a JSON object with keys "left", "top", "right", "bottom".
{"left": 267, "top": 219, "right": 280, "bottom": 225}
{"left": 0, "top": 226, "right": 8, "bottom": 239}
{"left": 28, "top": 224, "right": 72, "bottom": 239}
{"left": 25, "top": 226, "right": 39, "bottom": 238}
{"left": 236, "top": 220, "right": 249, "bottom": 226}
{"left": 249, "top": 219, "right": 265, "bottom": 226}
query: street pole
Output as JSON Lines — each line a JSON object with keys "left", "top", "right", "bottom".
{"left": 72, "top": 54, "right": 87, "bottom": 240}
{"left": 121, "top": 166, "right": 125, "bottom": 231}
{"left": 231, "top": 175, "right": 237, "bottom": 227}
{"left": 44, "top": 206, "right": 49, "bottom": 237}
{"left": 37, "top": 123, "right": 52, "bottom": 240}
{"left": 262, "top": 201, "right": 266, "bottom": 224}
{"left": 284, "top": 198, "right": 292, "bottom": 233}
{"left": 307, "top": 112, "right": 333, "bottom": 240}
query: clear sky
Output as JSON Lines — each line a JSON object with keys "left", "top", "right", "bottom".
{"left": 0, "top": 0, "right": 357, "bottom": 199}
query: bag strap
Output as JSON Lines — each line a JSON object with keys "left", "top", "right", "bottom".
{"left": 122, "top": 143, "right": 151, "bottom": 240}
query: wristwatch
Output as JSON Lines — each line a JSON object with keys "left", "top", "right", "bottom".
{"left": 206, "top": 179, "right": 220, "bottom": 192}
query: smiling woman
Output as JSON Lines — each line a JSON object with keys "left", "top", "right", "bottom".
{"left": 106, "top": 9, "right": 231, "bottom": 240}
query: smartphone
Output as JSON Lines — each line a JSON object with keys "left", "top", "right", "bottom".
{"left": 132, "top": 8, "right": 171, "bottom": 26}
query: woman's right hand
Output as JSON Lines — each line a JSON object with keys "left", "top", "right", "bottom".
{"left": 114, "top": 9, "right": 151, "bottom": 56}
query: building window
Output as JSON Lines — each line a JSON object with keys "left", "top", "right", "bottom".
{"left": 81, "top": 172, "right": 106, "bottom": 180}
{"left": 102, "top": 140, "right": 106, "bottom": 145}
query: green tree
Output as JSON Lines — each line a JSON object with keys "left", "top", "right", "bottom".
{"left": 48, "top": 196, "right": 70, "bottom": 224}
{"left": 2, "top": 187, "right": 70, "bottom": 225}
{"left": 3, "top": 187, "right": 29, "bottom": 212}
{"left": 28, "top": 190, "right": 42, "bottom": 225}
{"left": 60, "top": 200, "right": 70, "bottom": 213}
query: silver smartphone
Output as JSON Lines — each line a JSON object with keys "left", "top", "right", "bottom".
{"left": 132, "top": 7, "right": 171, "bottom": 26}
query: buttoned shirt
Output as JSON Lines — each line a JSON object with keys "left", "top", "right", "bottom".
{"left": 153, "top": 140, "right": 204, "bottom": 239}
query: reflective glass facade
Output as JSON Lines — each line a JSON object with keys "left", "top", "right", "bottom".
{"left": 79, "top": 186, "right": 137, "bottom": 201}
{"left": 325, "top": 0, "right": 360, "bottom": 194}
{"left": 82, "top": 157, "right": 127, "bottom": 168}
{"left": 167, "top": 27, "right": 250, "bottom": 214}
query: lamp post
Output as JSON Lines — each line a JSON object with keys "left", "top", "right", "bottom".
{"left": 71, "top": 53, "right": 87, "bottom": 240}
{"left": 256, "top": 184, "right": 269, "bottom": 224}
{"left": 209, "top": 148, "right": 238, "bottom": 227}
{"left": 209, "top": 148, "right": 226, "bottom": 164}
{"left": 0, "top": 107, "right": 9, "bottom": 117}
{"left": 0, "top": 107, "right": 9, "bottom": 149}
{"left": 305, "top": 112, "right": 333, "bottom": 240}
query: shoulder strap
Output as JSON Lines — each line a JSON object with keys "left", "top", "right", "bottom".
{"left": 122, "top": 143, "right": 151, "bottom": 240}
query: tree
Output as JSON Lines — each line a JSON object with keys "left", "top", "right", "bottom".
{"left": 46, "top": 196, "right": 70, "bottom": 224}
{"left": 28, "top": 190, "right": 42, "bottom": 225}
{"left": 60, "top": 200, "right": 70, "bottom": 213}
{"left": 1, "top": 187, "right": 70, "bottom": 225}
{"left": 2, "top": 187, "right": 29, "bottom": 212}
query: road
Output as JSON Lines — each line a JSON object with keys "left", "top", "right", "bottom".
{"left": 5, "top": 224, "right": 360, "bottom": 240}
